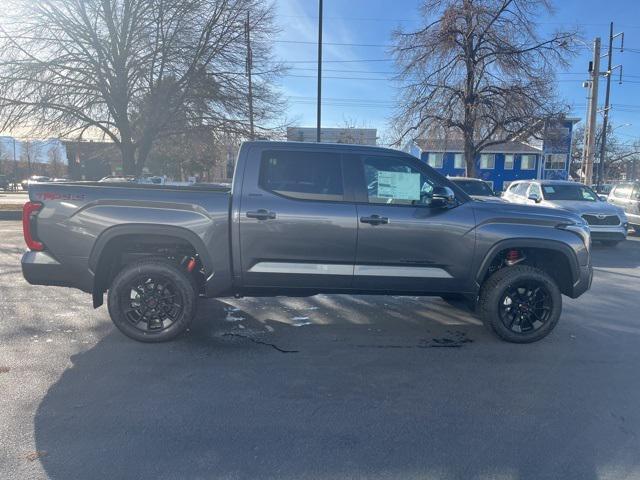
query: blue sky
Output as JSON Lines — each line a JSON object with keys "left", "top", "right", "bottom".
{"left": 272, "top": 0, "right": 640, "bottom": 145}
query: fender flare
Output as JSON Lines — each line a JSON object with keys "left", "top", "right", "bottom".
{"left": 89, "top": 223, "right": 214, "bottom": 275}
{"left": 475, "top": 238, "right": 580, "bottom": 287}
{"left": 89, "top": 224, "right": 215, "bottom": 308}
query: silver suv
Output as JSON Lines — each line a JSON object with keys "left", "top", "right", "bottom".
{"left": 504, "top": 180, "right": 628, "bottom": 246}
{"left": 607, "top": 182, "right": 640, "bottom": 234}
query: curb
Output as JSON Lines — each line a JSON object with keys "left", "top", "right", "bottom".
{"left": 0, "top": 211, "right": 21, "bottom": 221}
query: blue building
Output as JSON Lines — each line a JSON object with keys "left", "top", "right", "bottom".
{"left": 407, "top": 118, "right": 579, "bottom": 191}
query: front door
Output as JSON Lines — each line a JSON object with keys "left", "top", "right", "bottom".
{"left": 352, "top": 153, "right": 477, "bottom": 293}
{"left": 239, "top": 147, "right": 357, "bottom": 289}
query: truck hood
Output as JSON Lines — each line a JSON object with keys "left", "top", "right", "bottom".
{"left": 471, "top": 200, "right": 584, "bottom": 226}
{"left": 470, "top": 195, "right": 507, "bottom": 203}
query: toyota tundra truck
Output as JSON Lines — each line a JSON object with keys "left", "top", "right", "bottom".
{"left": 21, "top": 141, "right": 593, "bottom": 343}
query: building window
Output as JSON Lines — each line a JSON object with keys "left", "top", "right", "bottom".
{"left": 453, "top": 153, "right": 465, "bottom": 169}
{"left": 480, "top": 154, "right": 495, "bottom": 169}
{"left": 545, "top": 154, "right": 566, "bottom": 170}
{"left": 504, "top": 154, "right": 514, "bottom": 170}
{"left": 521, "top": 155, "right": 536, "bottom": 170}
{"left": 427, "top": 153, "right": 444, "bottom": 169}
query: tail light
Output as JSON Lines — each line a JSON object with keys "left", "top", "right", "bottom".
{"left": 23, "top": 201, "right": 44, "bottom": 251}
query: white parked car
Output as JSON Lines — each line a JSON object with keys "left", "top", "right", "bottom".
{"left": 503, "top": 180, "right": 628, "bottom": 246}
{"left": 448, "top": 177, "right": 506, "bottom": 203}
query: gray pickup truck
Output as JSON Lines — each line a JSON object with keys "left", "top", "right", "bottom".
{"left": 21, "top": 141, "right": 592, "bottom": 343}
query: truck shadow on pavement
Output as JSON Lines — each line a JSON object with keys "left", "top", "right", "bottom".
{"left": 32, "top": 294, "right": 632, "bottom": 480}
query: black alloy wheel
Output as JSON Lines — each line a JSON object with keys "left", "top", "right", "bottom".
{"left": 498, "top": 281, "right": 553, "bottom": 334}
{"left": 479, "top": 265, "right": 562, "bottom": 343}
{"left": 123, "top": 275, "right": 184, "bottom": 333}
{"left": 108, "top": 257, "right": 197, "bottom": 342}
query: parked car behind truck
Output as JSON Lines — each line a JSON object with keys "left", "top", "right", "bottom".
{"left": 503, "top": 180, "right": 628, "bottom": 246}
{"left": 21, "top": 141, "right": 592, "bottom": 344}
{"left": 607, "top": 182, "right": 640, "bottom": 234}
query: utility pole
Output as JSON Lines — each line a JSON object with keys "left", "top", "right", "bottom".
{"left": 582, "top": 37, "right": 601, "bottom": 186}
{"left": 12, "top": 138, "right": 17, "bottom": 190}
{"left": 316, "top": 0, "right": 323, "bottom": 143}
{"left": 597, "top": 22, "right": 624, "bottom": 188}
{"left": 245, "top": 11, "right": 255, "bottom": 140}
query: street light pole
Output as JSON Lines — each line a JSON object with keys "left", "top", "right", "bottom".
{"left": 583, "top": 37, "right": 600, "bottom": 186}
{"left": 12, "top": 138, "right": 17, "bottom": 190}
{"left": 316, "top": 0, "right": 323, "bottom": 143}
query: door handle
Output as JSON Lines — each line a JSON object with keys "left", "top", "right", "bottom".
{"left": 246, "top": 209, "right": 276, "bottom": 220}
{"left": 360, "top": 215, "right": 389, "bottom": 225}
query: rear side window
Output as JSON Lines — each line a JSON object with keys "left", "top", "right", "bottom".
{"left": 259, "top": 150, "right": 344, "bottom": 201}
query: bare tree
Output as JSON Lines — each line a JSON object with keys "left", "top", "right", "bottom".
{"left": 392, "top": 0, "right": 579, "bottom": 176}
{"left": 572, "top": 123, "right": 640, "bottom": 181}
{"left": 0, "top": 0, "right": 284, "bottom": 175}
{"left": 48, "top": 143, "right": 67, "bottom": 178}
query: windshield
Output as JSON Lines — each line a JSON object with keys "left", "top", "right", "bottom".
{"left": 452, "top": 179, "right": 494, "bottom": 196}
{"left": 542, "top": 184, "right": 598, "bottom": 201}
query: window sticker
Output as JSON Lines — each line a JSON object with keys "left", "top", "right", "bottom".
{"left": 543, "top": 186, "right": 555, "bottom": 194}
{"left": 377, "top": 171, "right": 421, "bottom": 200}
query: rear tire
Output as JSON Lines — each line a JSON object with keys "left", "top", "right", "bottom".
{"left": 107, "top": 257, "right": 198, "bottom": 342}
{"left": 479, "top": 265, "right": 562, "bottom": 343}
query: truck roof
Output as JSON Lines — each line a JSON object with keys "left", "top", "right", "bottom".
{"left": 245, "top": 140, "right": 406, "bottom": 156}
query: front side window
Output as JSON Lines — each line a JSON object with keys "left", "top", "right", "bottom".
{"left": 529, "top": 183, "right": 542, "bottom": 198}
{"left": 427, "top": 153, "right": 444, "bottom": 169}
{"left": 259, "top": 150, "right": 344, "bottom": 201}
{"left": 363, "top": 155, "right": 438, "bottom": 206}
{"left": 453, "top": 153, "right": 465, "bottom": 169}
{"left": 613, "top": 184, "right": 632, "bottom": 199}
{"left": 504, "top": 154, "right": 514, "bottom": 170}
{"left": 480, "top": 154, "right": 495, "bottom": 169}
{"left": 544, "top": 154, "right": 567, "bottom": 170}
{"left": 521, "top": 155, "right": 536, "bottom": 170}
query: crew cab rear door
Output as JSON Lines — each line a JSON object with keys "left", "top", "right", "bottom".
{"left": 238, "top": 146, "right": 357, "bottom": 289}
{"left": 351, "top": 152, "right": 476, "bottom": 293}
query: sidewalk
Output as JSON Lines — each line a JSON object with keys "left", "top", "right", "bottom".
{"left": 0, "top": 192, "right": 27, "bottom": 220}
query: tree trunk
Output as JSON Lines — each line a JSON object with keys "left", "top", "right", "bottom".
{"left": 464, "top": 137, "right": 476, "bottom": 177}
{"left": 121, "top": 141, "right": 136, "bottom": 176}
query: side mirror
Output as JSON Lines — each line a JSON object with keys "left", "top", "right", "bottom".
{"left": 528, "top": 193, "right": 542, "bottom": 203}
{"left": 599, "top": 195, "right": 607, "bottom": 202}
{"left": 432, "top": 186, "right": 456, "bottom": 207}
{"left": 494, "top": 190, "right": 502, "bottom": 197}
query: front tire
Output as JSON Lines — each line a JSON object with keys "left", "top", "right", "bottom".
{"left": 107, "top": 257, "right": 197, "bottom": 342}
{"left": 479, "top": 265, "right": 562, "bottom": 343}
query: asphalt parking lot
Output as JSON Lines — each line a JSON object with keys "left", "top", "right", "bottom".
{"left": 2, "top": 220, "right": 640, "bottom": 480}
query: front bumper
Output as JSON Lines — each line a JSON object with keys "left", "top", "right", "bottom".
{"left": 589, "top": 225, "right": 627, "bottom": 242}
{"left": 569, "top": 263, "right": 593, "bottom": 298}
{"left": 22, "top": 251, "right": 93, "bottom": 293}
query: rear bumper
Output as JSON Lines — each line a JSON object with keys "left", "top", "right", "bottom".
{"left": 21, "top": 251, "right": 93, "bottom": 293}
